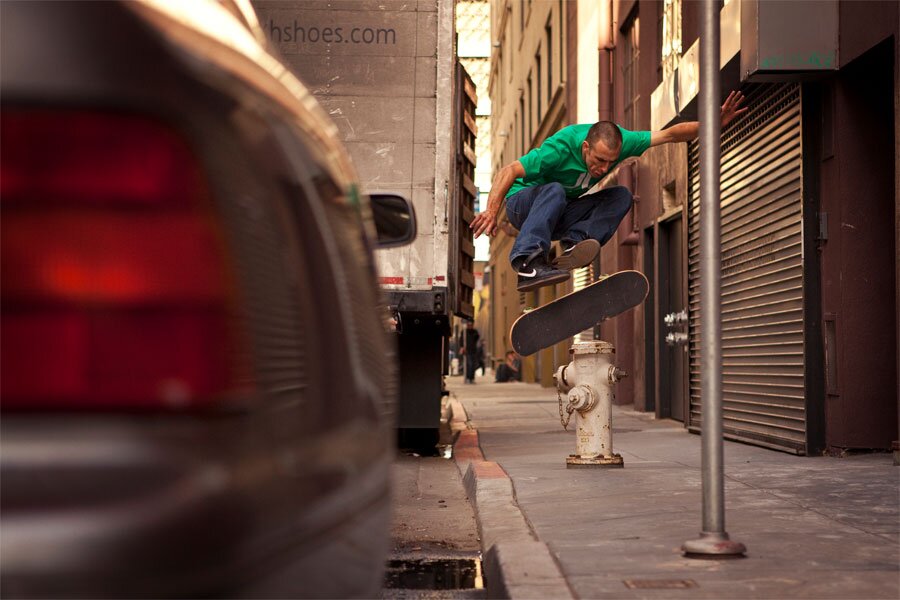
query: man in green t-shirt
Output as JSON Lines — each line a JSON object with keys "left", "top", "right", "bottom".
{"left": 471, "top": 91, "right": 747, "bottom": 292}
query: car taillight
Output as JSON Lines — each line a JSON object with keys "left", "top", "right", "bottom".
{"left": 1, "top": 109, "right": 249, "bottom": 411}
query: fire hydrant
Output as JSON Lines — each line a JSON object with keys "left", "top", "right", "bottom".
{"left": 554, "top": 341, "right": 626, "bottom": 468}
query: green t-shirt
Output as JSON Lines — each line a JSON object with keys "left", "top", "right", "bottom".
{"left": 507, "top": 124, "right": 651, "bottom": 199}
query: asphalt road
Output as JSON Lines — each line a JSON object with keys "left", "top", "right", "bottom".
{"left": 382, "top": 399, "right": 486, "bottom": 599}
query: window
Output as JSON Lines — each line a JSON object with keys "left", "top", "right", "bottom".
{"left": 496, "top": 48, "right": 503, "bottom": 106}
{"left": 661, "top": 0, "right": 682, "bottom": 80}
{"left": 621, "top": 11, "right": 640, "bottom": 130}
{"left": 526, "top": 74, "right": 533, "bottom": 144}
{"left": 546, "top": 18, "right": 553, "bottom": 101}
{"left": 536, "top": 50, "right": 542, "bottom": 119}
{"left": 558, "top": 0, "right": 565, "bottom": 77}
{"left": 656, "top": 2, "right": 664, "bottom": 83}
{"left": 519, "top": 95, "right": 525, "bottom": 154}
{"left": 506, "top": 6, "right": 513, "bottom": 83}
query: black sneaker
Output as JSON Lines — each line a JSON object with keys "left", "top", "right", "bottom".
{"left": 513, "top": 251, "right": 570, "bottom": 292}
{"left": 551, "top": 239, "right": 600, "bottom": 270}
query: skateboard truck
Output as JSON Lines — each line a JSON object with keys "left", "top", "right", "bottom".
{"left": 555, "top": 341, "right": 626, "bottom": 468}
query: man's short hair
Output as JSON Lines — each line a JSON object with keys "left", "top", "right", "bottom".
{"left": 585, "top": 121, "right": 622, "bottom": 151}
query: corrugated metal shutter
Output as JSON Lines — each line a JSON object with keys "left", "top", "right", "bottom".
{"left": 687, "top": 83, "right": 806, "bottom": 454}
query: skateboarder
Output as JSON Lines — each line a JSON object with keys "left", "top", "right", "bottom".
{"left": 471, "top": 91, "right": 747, "bottom": 292}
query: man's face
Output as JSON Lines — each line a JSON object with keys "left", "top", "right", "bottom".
{"left": 581, "top": 139, "right": 620, "bottom": 178}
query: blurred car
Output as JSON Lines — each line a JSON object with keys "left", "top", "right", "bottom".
{"left": 0, "top": 0, "right": 414, "bottom": 597}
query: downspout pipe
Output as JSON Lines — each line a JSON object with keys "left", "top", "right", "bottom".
{"left": 599, "top": 0, "right": 639, "bottom": 246}
{"left": 598, "top": 0, "right": 613, "bottom": 122}
{"left": 619, "top": 162, "right": 640, "bottom": 246}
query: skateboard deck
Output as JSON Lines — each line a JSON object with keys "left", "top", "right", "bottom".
{"left": 510, "top": 270, "right": 649, "bottom": 356}
{"left": 551, "top": 239, "right": 600, "bottom": 270}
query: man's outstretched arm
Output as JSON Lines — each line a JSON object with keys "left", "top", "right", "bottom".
{"left": 470, "top": 160, "right": 526, "bottom": 238}
{"left": 649, "top": 90, "right": 748, "bottom": 147}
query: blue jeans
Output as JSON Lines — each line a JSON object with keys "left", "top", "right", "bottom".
{"left": 505, "top": 183, "right": 633, "bottom": 263}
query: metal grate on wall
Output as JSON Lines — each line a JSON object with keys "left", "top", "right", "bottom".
{"left": 455, "top": 62, "right": 477, "bottom": 319}
{"left": 687, "top": 83, "right": 806, "bottom": 454}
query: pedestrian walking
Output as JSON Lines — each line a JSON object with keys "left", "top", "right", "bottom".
{"left": 476, "top": 339, "right": 486, "bottom": 376}
{"left": 460, "top": 321, "right": 480, "bottom": 384}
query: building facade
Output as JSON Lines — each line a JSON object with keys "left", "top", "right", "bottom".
{"left": 453, "top": 1, "right": 492, "bottom": 365}
{"left": 486, "top": 0, "right": 898, "bottom": 454}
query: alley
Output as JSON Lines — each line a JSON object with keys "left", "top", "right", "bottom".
{"left": 382, "top": 399, "right": 486, "bottom": 599}
{"left": 448, "top": 373, "right": 899, "bottom": 599}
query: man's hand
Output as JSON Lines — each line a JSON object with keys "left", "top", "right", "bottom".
{"left": 651, "top": 90, "right": 749, "bottom": 147}
{"left": 720, "top": 90, "right": 748, "bottom": 128}
{"left": 471, "top": 161, "right": 524, "bottom": 238}
{"left": 471, "top": 209, "right": 499, "bottom": 238}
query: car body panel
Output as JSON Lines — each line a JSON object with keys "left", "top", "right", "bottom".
{"left": 0, "top": 1, "right": 396, "bottom": 596}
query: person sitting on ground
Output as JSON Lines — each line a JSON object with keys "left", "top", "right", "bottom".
{"left": 495, "top": 350, "right": 522, "bottom": 383}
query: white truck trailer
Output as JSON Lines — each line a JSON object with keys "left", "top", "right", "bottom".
{"left": 252, "top": 0, "right": 476, "bottom": 447}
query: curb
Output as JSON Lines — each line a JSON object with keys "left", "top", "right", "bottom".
{"left": 450, "top": 398, "right": 574, "bottom": 599}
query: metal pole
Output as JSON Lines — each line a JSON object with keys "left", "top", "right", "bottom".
{"left": 682, "top": 0, "right": 746, "bottom": 558}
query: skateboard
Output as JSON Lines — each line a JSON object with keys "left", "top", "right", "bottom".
{"left": 510, "top": 270, "right": 649, "bottom": 356}
{"left": 551, "top": 239, "right": 600, "bottom": 270}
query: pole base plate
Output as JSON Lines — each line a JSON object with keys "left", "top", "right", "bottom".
{"left": 566, "top": 453, "right": 624, "bottom": 468}
{"left": 682, "top": 532, "right": 747, "bottom": 558}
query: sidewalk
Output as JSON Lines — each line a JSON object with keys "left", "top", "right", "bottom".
{"left": 447, "top": 373, "right": 899, "bottom": 599}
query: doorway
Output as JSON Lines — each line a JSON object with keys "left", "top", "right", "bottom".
{"left": 642, "top": 227, "right": 655, "bottom": 413}
{"left": 658, "top": 214, "right": 687, "bottom": 422}
{"left": 821, "top": 38, "right": 898, "bottom": 448}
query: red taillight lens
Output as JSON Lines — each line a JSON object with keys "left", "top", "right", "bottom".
{"left": 1, "top": 110, "right": 245, "bottom": 410}
{"left": 1, "top": 111, "right": 199, "bottom": 207}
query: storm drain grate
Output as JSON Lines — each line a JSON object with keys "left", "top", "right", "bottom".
{"left": 623, "top": 579, "right": 698, "bottom": 589}
{"left": 384, "top": 558, "right": 484, "bottom": 590}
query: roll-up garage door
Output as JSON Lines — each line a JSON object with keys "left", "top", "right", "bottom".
{"left": 687, "top": 83, "right": 806, "bottom": 454}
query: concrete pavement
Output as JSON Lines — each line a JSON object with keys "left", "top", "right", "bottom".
{"left": 448, "top": 373, "right": 899, "bottom": 599}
